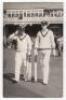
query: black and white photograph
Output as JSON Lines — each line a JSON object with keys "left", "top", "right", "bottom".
{"left": 3, "top": 2, "right": 63, "bottom": 98}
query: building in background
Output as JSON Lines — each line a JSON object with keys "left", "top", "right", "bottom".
{"left": 3, "top": 2, "right": 63, "bottom": 56}
{"left": 3, "top": 2, "right": 63, "bottom": 25}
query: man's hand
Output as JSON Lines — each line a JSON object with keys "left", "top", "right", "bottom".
{"left": 27, "top": 54, "right": 32, "bottom": 62}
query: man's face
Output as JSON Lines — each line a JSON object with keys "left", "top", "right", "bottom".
{"left": 15, "top": 30, "right": 19, "bottom": 35}
{"left": 42, "top": 25, "right": 47, "bottom": 30}
{"left": 15, "top": 30, "right": 24, "bottom": 36}
{"left": 19, "top": 31, "right": 23, "bottom": 36}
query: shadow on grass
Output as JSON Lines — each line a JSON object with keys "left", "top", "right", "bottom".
{"left": 3, "top": 73, "right": 43, "bottom": 83}
{"left": 3, "top": 73, "right": 24, "bottom": 82}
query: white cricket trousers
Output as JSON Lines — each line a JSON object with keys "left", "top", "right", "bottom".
{"left": 34, "top": 50, "right": 51, "bottom": 84}
{"left": 14, "top": 51, "right": 32, "bottom": 81}
{"left": 34, "top": 49, "right": 38, "bottom": 81}
{"left": 41, "top": 50, "right": 51, "bottom": 84}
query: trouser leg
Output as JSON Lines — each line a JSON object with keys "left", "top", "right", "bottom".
{"left": 24, "top": 56, "right": 32, "bottom": 81}
{"left": 34, "top": 62, "right": 37, "bottom": 81}
{"left": 42, "top": 51, "right": 51, "bottom": 84}
{"left": 27, "top": 61, "right": 32, "bottom": 80}
{"left": 43, "top": 61, "right": 50, "bottom": 84}
{"left": 14, "top": 52, "right": 22, "bottom": 81}
{"left": 34, "top": 50, "right": 38, "bottom": 81}
{"left": 23, "top": 57, "right": 28, "bottom": 81}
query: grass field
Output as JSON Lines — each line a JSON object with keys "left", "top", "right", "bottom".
{"left": 3, "top": 48, "right": 63, "bottom": 97}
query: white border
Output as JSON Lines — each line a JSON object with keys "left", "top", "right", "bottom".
{"left": 0, "top": 0, "right": 65, "bottom": 100}
{"left": 64, "top": 0, "right": 66, "bottom": 98}
{"left": 1, "top": 0, "right": 64, "bottom": 3}
{"left": 0, "top": 1, "right": 3, "bottom": 100}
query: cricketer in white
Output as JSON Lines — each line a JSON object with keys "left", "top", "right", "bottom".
{"left": 8, "top": 27, "right": 32, "bottom": 83}
{"left": 34, "top": 21, "right": 56, "bottom": 85}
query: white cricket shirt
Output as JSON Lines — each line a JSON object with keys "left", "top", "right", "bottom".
{"left": 8, "top": 33, "right": 32, "bottom": 53}
{"left": 35, "top": 29, "right": 55, "bottom": 49}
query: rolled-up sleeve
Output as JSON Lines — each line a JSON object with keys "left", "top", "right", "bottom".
{"left": 8, "top": 33, "right": 17, "bottom": 41}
